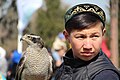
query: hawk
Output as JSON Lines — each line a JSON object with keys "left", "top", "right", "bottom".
{"left": 15, "top": 34, "right": 53, "bottom": 80}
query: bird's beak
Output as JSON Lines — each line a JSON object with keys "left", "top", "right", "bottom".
{"left": 20, "top": 38, "right": 23, "bottom": 41}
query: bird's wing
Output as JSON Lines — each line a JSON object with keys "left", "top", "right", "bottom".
{"left": 15, "top": 52, "right": 27, "bottom": 80}
{"left": 48, "top": 55, "right": 53, "bottom": 79}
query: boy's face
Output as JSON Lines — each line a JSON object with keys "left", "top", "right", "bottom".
{"left": 64, "top": 22, "right": 106, "bottom": 61}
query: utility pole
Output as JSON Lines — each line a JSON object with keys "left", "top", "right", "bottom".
{"left": 110, "top": 0, "right": 119, "bottom": 68}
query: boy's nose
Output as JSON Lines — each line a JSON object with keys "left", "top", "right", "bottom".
{"left": 83, "top": 39, "right": 92, "bottom": 49}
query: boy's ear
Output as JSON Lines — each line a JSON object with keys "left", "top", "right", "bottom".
{"left": 102, "top": 28, "right": 106, "bottom": 36}
{"left": 63, "top": 30, "right": 70, "bottom": 43}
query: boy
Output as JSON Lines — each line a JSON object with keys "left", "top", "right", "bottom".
{"left": 52, "top": 3, "right": 120, "bottom": 80}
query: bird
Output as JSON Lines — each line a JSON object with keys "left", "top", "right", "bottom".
{"left": 15, "top": 34, "right": 53, "bottom": 80}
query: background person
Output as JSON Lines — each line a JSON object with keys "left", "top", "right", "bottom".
{"left": 101, "top": 36, "right": 111, "bottom": 58}
{"left": 7, "top": 50, "right": 22, "bottom": 80}
{"left": 0, "top": 46, "right": 8, "bottom": 78}
{"left": 52, "top": 32, "right": 67, "bottom": 68}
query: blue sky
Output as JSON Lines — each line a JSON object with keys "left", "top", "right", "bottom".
{"left": 62, "top": 0, "right": 110, "bottom": 22}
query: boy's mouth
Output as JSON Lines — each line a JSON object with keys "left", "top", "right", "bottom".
{"left": 81, "top": 52, "right": 94, "bottom": 56}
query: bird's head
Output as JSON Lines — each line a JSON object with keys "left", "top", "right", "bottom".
{"left": 20, "top": 34, "right": 44, "bottom": 48}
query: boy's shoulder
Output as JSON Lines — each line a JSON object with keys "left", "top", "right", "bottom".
{"left": 93, "top": 70, "right": 120, "bottom": 80}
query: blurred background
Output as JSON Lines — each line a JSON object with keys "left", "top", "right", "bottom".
{"left": 0, "top": 0, "right": 119, "bottom": 79}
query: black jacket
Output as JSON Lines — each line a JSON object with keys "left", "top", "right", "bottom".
{"left": 52, "top": 49, "right": 120, "bottom": 80}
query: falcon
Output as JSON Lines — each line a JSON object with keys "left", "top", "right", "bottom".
{"left": 15, "top": 34, "right": 53, "bottom": 80}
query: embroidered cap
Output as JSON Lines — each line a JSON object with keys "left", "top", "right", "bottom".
{"left": 64, "top": 3, "right": 106, "bottom": 27}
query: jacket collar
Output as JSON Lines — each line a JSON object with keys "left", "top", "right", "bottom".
{"left": 63, "top": 49, "right": 100, "bottom": 68}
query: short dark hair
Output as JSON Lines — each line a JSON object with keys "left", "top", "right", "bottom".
{"left": 65, "top": 13, "right": 104, "bottom": 33}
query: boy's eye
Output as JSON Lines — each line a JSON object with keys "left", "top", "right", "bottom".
{"left": 75, "top": 35, "right": 86, "bottom": 39}
{"left": 91, "top": 35, "right": 99, "bottom": 39}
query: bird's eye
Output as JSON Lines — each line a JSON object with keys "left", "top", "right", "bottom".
{"left": 27, "top": 36, "right": 31, "bottom": 38}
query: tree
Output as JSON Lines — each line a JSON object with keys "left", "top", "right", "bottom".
{"left": 118, "top": 0, "right": 120, "bottom": 67}
{"left": 0, "top": 0, "right": 18, "bottom": 53}
{"left": 110, "top": 0, "right": 119, "bottom": 68}
{"left": 35, "top": 0, "right": 67, "bottom": 47}
{"left": 0, "top": 0, "right": 18, "bottom": 44}
{"left": 0, "top": 0, "right": 68, "bottom": 53}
